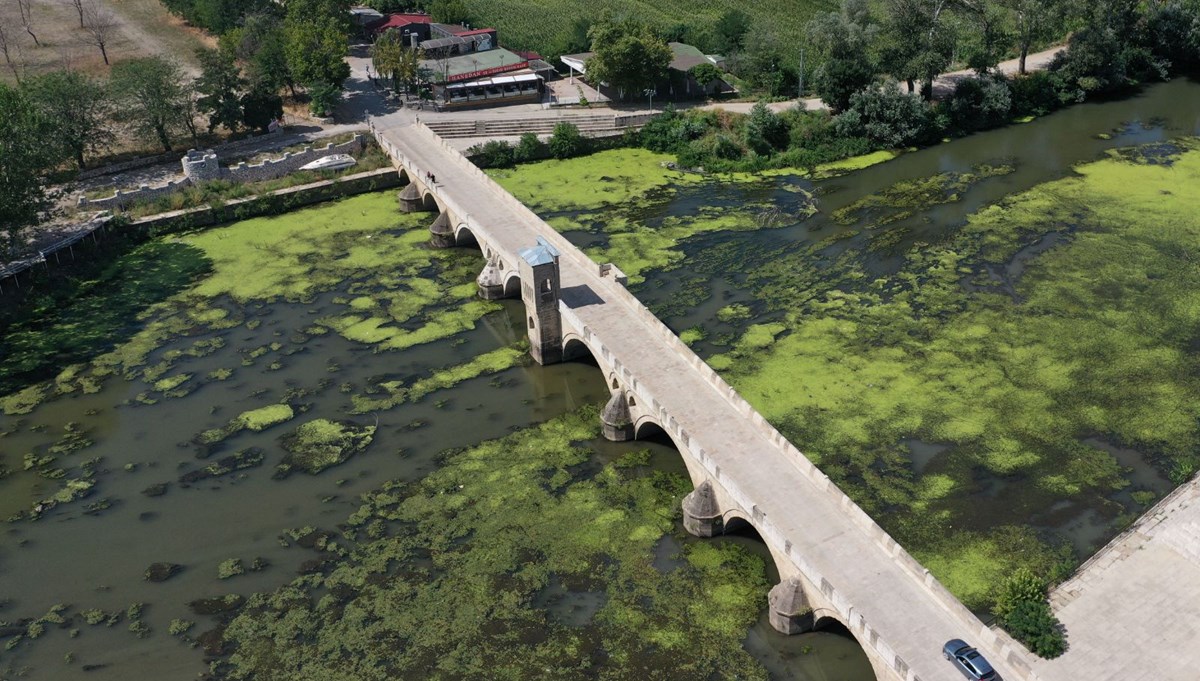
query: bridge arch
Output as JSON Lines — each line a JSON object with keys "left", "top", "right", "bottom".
{"left": 454, "top": 223, "right": 479, "bottom": 248}
{"left": 722, "top": 512, "right": 794, "bottom": 583}
{"left": 421, "top": 192, "right": 440, "bottom": 213}
{"left": 502, "top": 273, "right": 521, "bottom": 299}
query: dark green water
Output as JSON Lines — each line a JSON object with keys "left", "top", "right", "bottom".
{"left": 3, "top": 77, "right": 1199, "bottom": 680}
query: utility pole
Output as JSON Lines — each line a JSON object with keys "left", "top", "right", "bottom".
{"left": 798, "top": 48, "right": 805, "bottom": 103}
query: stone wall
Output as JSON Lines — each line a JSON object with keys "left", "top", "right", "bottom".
{"left": 223, "top": 134, "right": 364, "bottom": 183}
{"left": 80, "top": 135, "right": 366, "bottom": 211}
{"left": 131, "top": 166, "right": 399, "bottom": 235}
{"left": 77, "top": 128, "right": 285, "bottom": 181}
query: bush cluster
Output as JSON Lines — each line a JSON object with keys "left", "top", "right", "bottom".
{"left": 467, "top": 125, "right": 597, "bottom": 168}
{"left": 992, "top": 568, "right": 1066, "bottom": 659}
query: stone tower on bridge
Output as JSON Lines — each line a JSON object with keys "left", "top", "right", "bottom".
{"left": 519, "top": 237, "right": 563, "bottom": 365}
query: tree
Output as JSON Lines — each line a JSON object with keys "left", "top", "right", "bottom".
{"left": 109, "top": 57, "right": 189, "bottom": 152}
{"left": 513, "top": 132, "right": 544, "bottom": 162}
{"left": 65, "top": 0, "right": 86, "bottom": 28}
{"left": 961, "top": 0, "right": 1010, "bottom": 74}
{"left": 712, "top": 9, "right": 751, "bottom": 55}
{"left": 998, "top": 0, "right": 1063, "bottom": 74}
{"left": 371, "top": 30, "right": 405, "bottom": 90}
{"left": 17, "top": 0, "right": 40, "bottom": 48}
{"left": 806, "top": 0, "right": 879, "bottom": 112}
{"left": 82, "top": 0, "right": 119, "bottom": 65}
{"left": 241, "top": 85, "right": 283, "bottom": 133}
{"left": 195, "top": 47, "right": 246, "bottom": 133}
{"left": 179, "top": 82, "right": 202, "bottom": 144}
{"left": 586, "top": 17, "right": 672, "bottom": 100}
{"left": 23, "top": 70, "right": 111, "bottom": 169}
{"left": 1146, "top": 1, "right": 1200, "bottom": 74}
{"left": 690, "top": 63, "right": 722, "bottom": 92}
{"left": 1050, "top": 0, "right": 1166, "bottom": 101}
{"left": 224, "top": 13, "right": 294, "bottom": 95}
{"left": 879, "top": 0, "right": 959, "bottom": 99}
{"left": 0, "top": 84, "right": 57, "bottom": 258}
{"left": 0, "top": 19, "right": 21, "bottom": 82}
{"left": 285, "top": 0, "right": 351, "bottom": 110}
{"left": 745, "top": 102, "right": 788, "bottom": 154}
{"left": 833, "top": 81, "right": 936, "bottom": 147}
{"left": 731, "top": 17, "right": 801, "bottom": 97}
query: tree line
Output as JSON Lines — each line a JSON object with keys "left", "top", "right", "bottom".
{"left": 1, "top": 0, "right": 355, "bottom": 261}
{"left": 159, "top": 0, "right": 351, "bottom": 117}
{"left": 630, "top": 0, "right": 1200, "bottom": 173}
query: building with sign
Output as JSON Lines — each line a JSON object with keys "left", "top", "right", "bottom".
{"left": 368, "top": 12, "right": 552, "bottom": 110}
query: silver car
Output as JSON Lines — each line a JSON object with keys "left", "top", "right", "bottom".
{"left": 942, "top": 639, "right": 998, "bottom": 680}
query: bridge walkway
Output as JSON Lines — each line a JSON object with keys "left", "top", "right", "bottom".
{"left": 369, "top": 113, "right": 1039, "bottom": 681}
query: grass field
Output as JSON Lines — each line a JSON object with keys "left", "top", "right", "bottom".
{"left": 465, "top": 0, "right": 836, "bottom": 55}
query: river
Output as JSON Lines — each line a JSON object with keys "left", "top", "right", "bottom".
{"left": 3, "top": 77, "right": 1199, "bottom": 679}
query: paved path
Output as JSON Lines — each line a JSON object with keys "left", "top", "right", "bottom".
{"left": 1032, "top": 479, "right": 1200, "bottom": 680}
{"left": 372, "top": 115, "right": 1040, "bottom": 681}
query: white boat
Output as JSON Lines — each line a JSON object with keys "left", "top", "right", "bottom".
{"left": 300, "top": 154, "right": 357, "bottom": 171}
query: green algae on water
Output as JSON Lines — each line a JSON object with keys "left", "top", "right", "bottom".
{"left": 710, "top": 138, "right": 1200, "bottom": 606}
{"left": 216, "top": 408, "right": 769, "bottom": 680}
{"left": 275, "top": 419, "right": 376, "bottom": 477}
{"left": 197, "top": 404, "right": 296, "bottom": 445}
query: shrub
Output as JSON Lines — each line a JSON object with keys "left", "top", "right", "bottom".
{"left": 548, "top": 122, "right": 588, "bottom": 159}
{"left": 746, "top": 102, "right": 789, "bottom": 154}
{"left": 1005, "top": 600, "right": 1066, "bottom": 658}
{"left": 833, "top": 82, "right": 938, "bottom": 148}
{"left": 944, "top": 74, "right": 1012, "bottom": 135}
{"left": 513, "top": 133, "right": 544, "bottom": 162}
{"left": 467, "top": 140, "right": 515, "bottom": 168}
{"left": 1010, "top": 72, "right": 1062, "bottom": 118}
{"left": 992, "top": 568, "right": 1066, "bottom": 659}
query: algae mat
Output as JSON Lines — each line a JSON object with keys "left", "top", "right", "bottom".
{"left": 710, "top": 139, "right": 1200, "bottom": 608}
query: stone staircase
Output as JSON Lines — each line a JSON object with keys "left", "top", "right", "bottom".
{"left": 425, "top": 114, "right": 620, "bottom": 139}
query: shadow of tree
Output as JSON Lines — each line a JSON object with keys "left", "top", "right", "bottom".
{"left": 0, "top": 239, "right": 212, "bottom": 395}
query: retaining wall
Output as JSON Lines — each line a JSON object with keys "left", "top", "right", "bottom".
{"left": 79, "top": 135, "right": 366, "bottom": 211}
{"left": 76, "top": 128, "right": 286, "bottom": 181}
{"left": 130, "top": 167, "right": 399, "bottom": 235}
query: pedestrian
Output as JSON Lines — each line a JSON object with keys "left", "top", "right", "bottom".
{"left": 431, "top": 173, "right": 436, "bottom": 184}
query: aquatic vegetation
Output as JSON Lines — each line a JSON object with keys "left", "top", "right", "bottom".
{"left": 276, "top": 419, "right": 376, "bottom": 477}
{"left": 492, "top": 150, "right": 813, "bottom": 283}
{"left": 490, "top": 148, "right": 695, "bottom": 212}
{"left": 830, "top": 164, "right": 1015, "bottom": 227}
{"left": 168, "top": 619, "right": 195, "bottom": 637}
{"left": 350, "top": 345, "right": 527, "bottom": 414}
{"left": 180, "top": 449, "right": 265, "bottom": 484}
{"left": 217, "top": 409, "right": 768, "bottom": 680}
{"left": 217, "top": 559, "right": 246, "bottom": 580}
{"left": 710, "top": 139, "right": 1200, "bottom": 604}
{"left": 197, "top": 405, "right": 296, "bottom": 445}
{"left": 809, "top": 149, "right": 901, "bottom": 178}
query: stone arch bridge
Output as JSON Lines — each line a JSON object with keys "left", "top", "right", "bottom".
{"left": 367, "top": 115, "right": 1042, "bottom": 681}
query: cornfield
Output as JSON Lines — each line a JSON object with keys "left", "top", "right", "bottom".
{"left": 464, "top": 0, "right": 837, "bottom": 55}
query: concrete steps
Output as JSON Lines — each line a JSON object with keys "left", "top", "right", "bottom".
{"left": 426, "top": 115, "right": 619, "bottom": 139}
